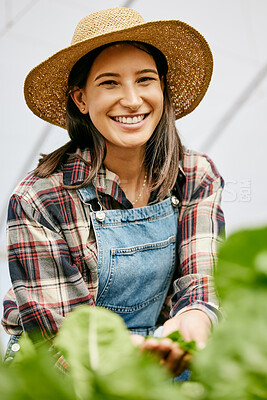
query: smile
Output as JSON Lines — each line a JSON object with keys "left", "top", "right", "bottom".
{"left": 111, "top": 114, "right": 148, "bottom": 124}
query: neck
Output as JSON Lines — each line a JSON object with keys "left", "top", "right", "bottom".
{"left": 104, "top": 145, "right": 146, "bottom": 185}
{"left": 104, "top": 144, "right": 150, "bottom": 206}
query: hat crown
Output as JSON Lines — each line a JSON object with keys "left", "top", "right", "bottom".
{"left": 71, "top": 8, "right": 145, "bottom": 45}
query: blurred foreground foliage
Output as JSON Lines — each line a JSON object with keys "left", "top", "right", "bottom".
{"left": 1, "top": 225, "right": 267, "bottom": 399}
{"left": 188, "top": 225, "right": 267, "bottom": 400}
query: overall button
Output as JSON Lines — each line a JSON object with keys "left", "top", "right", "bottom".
{"left": 11, "top": 343, "right": 20, "bottom": 352}
{"left": 171, "top": 196, "right": 179, "bottom": 207}
{"left": 95, "top": 210, "right": 105, "bottom": 222}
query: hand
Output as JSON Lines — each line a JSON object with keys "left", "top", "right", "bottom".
{"left": 130, "top": 310, "right": 211, "bottom": 376}
{"left": 130, "top": 334, "right": 189, "bottom": 376}
{"left": 162, "top": 309, "right": 211, "bottom": 350}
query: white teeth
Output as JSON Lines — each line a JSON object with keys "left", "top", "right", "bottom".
{"left": 113, "top": 115, "right": 146, "bottom": 124}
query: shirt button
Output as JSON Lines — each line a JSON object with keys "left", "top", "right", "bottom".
{"left": 171, "top": 196, "right": 179, "bottom": 207}
{"left": 11, "top": 343, "right": 20, "bottom": 352}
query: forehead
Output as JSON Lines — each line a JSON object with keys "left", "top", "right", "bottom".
{"left": 89, "top": 43, "right": 157, "bottom": 74}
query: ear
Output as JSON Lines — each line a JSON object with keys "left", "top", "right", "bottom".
{"left": 70, "top": 86, "right": 88, "bottom": 114}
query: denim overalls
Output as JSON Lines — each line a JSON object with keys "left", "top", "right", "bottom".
{"left": 5, "top": 185, "right": 181, "bottom": 362}
{"left": 78, "top": 184, "right": 180, "bottom": 337}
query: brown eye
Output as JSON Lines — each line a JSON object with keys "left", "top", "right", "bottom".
{"left": 138, "top": 76, "right": 156, "bottom": 84}
{"left": 99, "top": 80, "right": 118, "bottom": 86}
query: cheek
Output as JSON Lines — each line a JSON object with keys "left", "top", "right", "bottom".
{"left": 154, "top": 90, "right": 164, "bottom": 119}
{"left": 87, "top": 91, "right": 113, "bottom": 118}
{"left": 87, "top": 97, "right": 104, "bottom": 125}
{"left": 151, "top": 85, "right": 164, "bottom": 108}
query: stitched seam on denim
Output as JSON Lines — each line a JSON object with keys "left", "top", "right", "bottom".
{"left": 95, "top": 249, "right": 116, "bottom": 301}
{"left": 111, "top": 236, "right": 176, "bottom": 255}
{"left": 93, "top": 209, "right": 177, "bottom": 228}
{"left": 97, "top": 290, "right": 165, "bottom": 313}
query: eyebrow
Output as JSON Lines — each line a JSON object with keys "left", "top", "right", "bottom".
{"left": 137, "top": 69, "right": 158, "bottom": 75}
{"left": 94, "top": 69, "right": 158, "bottom": 82}
{"left": 94, "top": 72, "right": 120, "bottom": 82}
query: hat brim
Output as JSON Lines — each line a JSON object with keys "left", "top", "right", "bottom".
{"left": 24, "top": 19, "right": 213, "bottom": 128}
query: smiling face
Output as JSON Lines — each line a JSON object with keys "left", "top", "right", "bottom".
{"left": 79, "top": 43, "right": 164, "bottom": 153}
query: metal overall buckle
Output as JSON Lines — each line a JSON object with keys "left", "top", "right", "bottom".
{"left": 89, "top": 202, "right": 106, "bottom": 222}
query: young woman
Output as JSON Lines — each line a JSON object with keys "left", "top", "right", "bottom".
{"left": 2, "top": 8, "right": 225, "bottom": 376}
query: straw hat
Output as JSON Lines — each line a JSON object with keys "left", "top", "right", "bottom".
{"left": 24, "top": 7, "right": 213, "bottom": 129}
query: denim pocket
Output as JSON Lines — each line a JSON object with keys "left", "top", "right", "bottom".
{"left": 96, "top": 235, "right": 176, "bottom": 312}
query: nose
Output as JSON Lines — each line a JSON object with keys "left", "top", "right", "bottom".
{"left": 119, "top": 84, "right": 143, "bottom": 111}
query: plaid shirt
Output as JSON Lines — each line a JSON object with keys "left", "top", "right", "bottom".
{"left": 2, "top": 147, "right": 225, "bottom": 340}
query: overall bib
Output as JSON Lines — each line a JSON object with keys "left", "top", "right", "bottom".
{"left": 78, "top": 185, "right": 180, "bottom": 337}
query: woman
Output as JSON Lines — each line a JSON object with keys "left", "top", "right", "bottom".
{"left": 2, "top": 8, "right": 225, "bottom": 375}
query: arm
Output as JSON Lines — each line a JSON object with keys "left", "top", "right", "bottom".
{"left": 162, "top": 152, "right": 224, "bottom": 347}
{"left": 6, "top": 193, "right": 95, "bottom": 341}
{"left": 170, "top": 152, "right": 225, "bottom": 326}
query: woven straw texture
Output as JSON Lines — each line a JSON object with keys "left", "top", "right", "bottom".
{"left": 24, "top": 8, "right": 213, "bottom": 128}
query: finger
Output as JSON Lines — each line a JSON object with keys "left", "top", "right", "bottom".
{"left": 155, "top": 338, "right": 175, "bottom": 357}
{"left": 159, "top": 338, "right": 175, "bottom": 349}
{"left": 173, "top": 352, "right": 192, "bottom": 376}
{"left": 162, "top": 344, "right": 186, "bottom": 374}
{"left": 141, "top": 338, "right": 160, "bottom": 351}
{"left": 130, "top": 334, "right": 145, "bottom": 346}
{"left": 150, "top": 338, "right": 181, "bottom": 361}
{"left": 142, "top": 338, "right": 174, "bottom": 362}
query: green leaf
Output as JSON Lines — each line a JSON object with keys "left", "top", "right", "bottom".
{"left": 215, "top": 226, "right": 267, "bottom": 300}
{"left": 0, "top": 333, "right": 75, "bottom": 400}
{"left": 167, "top": 331, "right": 197, "bottom": 353}
{"left": 166, "top": 330, "right": 184, "bottom": 343}
{"left": 54, "top": 305, "right": 136, "bottom": 398}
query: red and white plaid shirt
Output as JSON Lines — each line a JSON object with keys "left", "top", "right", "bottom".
{"left": 2, "top": 147, "right": 225, "bottom": 340}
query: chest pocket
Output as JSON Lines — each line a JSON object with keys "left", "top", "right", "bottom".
{"left": 96, "top": 235, "right": 176, "bottom": 312}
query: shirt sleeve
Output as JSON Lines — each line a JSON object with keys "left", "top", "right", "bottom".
{"left": 170, "top": 151, "right": 225, "bottom": 324}
{"left": 4, "top": 194, "right": 95, "bottom": 340}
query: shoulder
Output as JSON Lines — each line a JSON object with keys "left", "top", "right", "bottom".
{"left": 182, "top": 148, "right": 222, "bottom": 180}
{"left": 8, "top": 168, "right": 76, "bottom": 232}
{"left": 8, "top": 148, "right": 92, "bottom": 226}
{"left": 181, "top": 148, "right": 224, "bottom": 201}
{"left": 11, "top": 170, "right": 63, "bottom": 205}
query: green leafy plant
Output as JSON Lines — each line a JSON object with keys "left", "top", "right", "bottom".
{"left": 0, "top": 307, "right": 189, "bottom": 400}
{"left": 1, "top": 225, "right": 267, "bottom": 400}
{"left": 54, "top": 306, "right": 187, "bottom": 400}
{"left": 186, "top": 226, "right": 267, "bottom": 400}
{"left": 0, "top": 334, "right": 75, "bottom": 400}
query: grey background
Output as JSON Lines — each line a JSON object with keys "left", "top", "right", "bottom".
{"left": 1, "top": 0, "right": 266, "bottom": 347}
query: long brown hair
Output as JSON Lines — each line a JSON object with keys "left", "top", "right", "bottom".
{"left": 34, "top": 41, "right": 183, "bottom": 199}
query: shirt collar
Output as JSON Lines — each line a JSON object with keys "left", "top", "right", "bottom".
{"left": 62, "top": 147, "right": 185, "bottom": 201}
{"left": 62, "top": 148, "right": 124, "bottom": 200}
{"left": 62, "top": 148, "right": 92, "bottom": 186}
